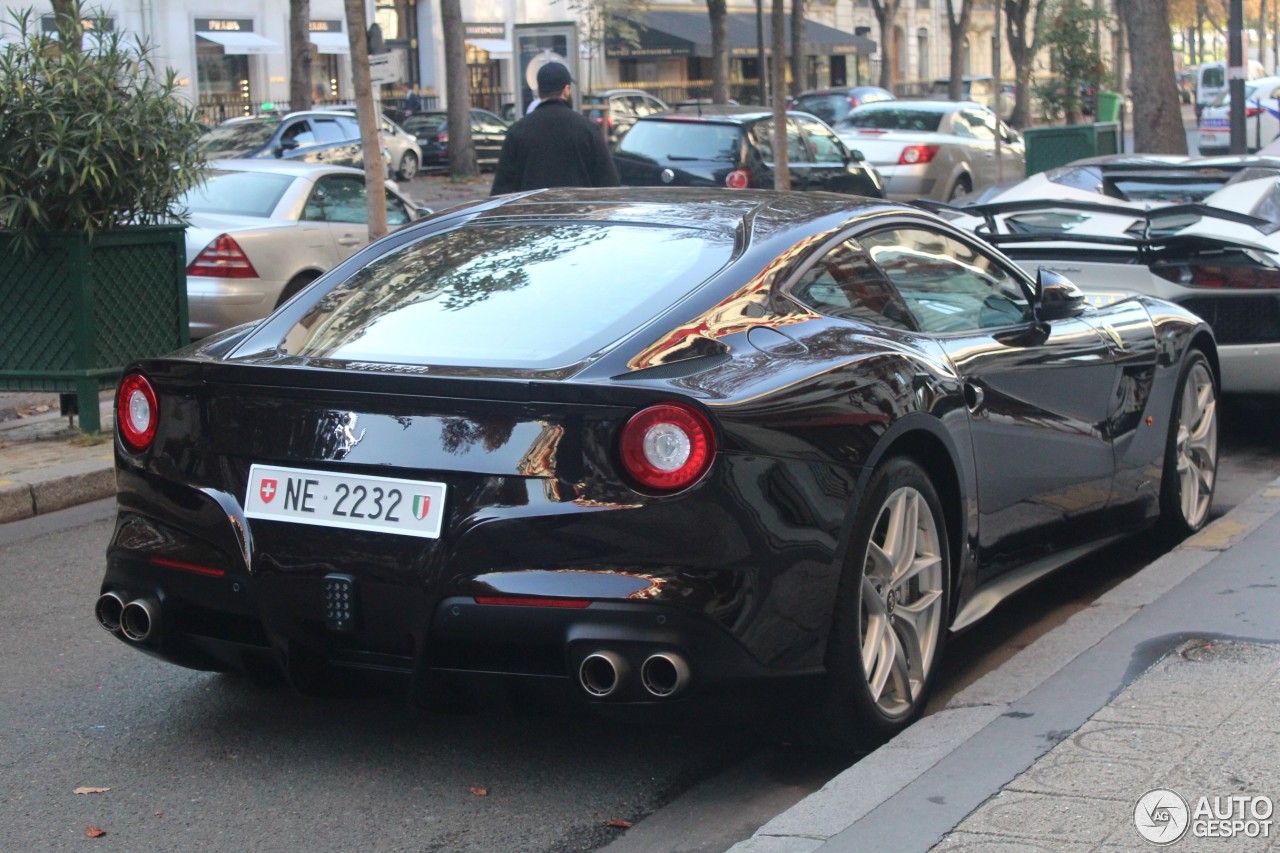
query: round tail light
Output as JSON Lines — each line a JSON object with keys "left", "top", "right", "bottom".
{"left": 619, "top": 403, "right": 716, "bottom": 493}
{"left": 117, "top": 372, "right": 158, "bottom": 452}
{"left": 725, "top": 169, "right": 751, "bottom": 189}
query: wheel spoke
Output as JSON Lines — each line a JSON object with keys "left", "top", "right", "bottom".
{"left": 861, "top": 576, "right": 888, "bottom": 676}
{"left": 866, "top": 618, "right": 899, "bottom": 702}
{"left": 884, "top": 491, "right": 921, "bottom": 587}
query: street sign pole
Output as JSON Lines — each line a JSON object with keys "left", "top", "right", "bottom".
{"left": 1230, "top": 0, "right": 1247, "bottom": 154}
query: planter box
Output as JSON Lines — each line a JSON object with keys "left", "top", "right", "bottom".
{"left": 0, "top": 226, "right": 188, "bottom": 432}
{"left": 1022, "top": 121, "right": 1122, "bottom": 177}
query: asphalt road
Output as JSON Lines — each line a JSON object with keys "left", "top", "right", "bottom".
{"left": 2, "top": 401, "right": 1276, "bottom": 852}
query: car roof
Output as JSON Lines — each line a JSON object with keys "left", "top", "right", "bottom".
{"left": 852, "top": 99, "right": 984, "bottom": 113}
{"left": 442, "top": 187, "right": 898, "bottom": 236}
{"left": 201, "top": 158, "right": 365, "bottom": 178}
{"left": 652, "top": 107, "right": 835, "bottom": 123}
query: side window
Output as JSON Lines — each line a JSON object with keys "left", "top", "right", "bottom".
{"left": 474, "top": 113, "right": 504, "bottom": 134}
{"left": 859, "top": 227, "right": 1031, "bottom": 333}
{"left": 613, "top": 97, "right": 638, "bottom": 119}
{"left": 752, "top": 120, "right": 810, "bottom": 162}
{"left": 786, "top": 119, "right": 812, "bottom": 162}
{"left": 281, "top": 119, "right": 316, "bottom": 148}
{"left": 385, "top": 194, "right": 410, "bottom": 227}
{"left": 334, "top": 116, "right": 361, "bottom": 139}
{"left": 311, "top": 117, "right": 348, "bottom": 144}
{"left": 961, "top": 109, "right": 996, "bottom": 141}
{"left": 304, "top": 176, "right": 368, "bottom": 224}
{"left": 949, "top": 113, "right": 975, "bottom": 139}
{"left": 794, "top": 117, "right": 846, "bottom": 163}
{"left": 752, "top": 119, "right": 774, "bottom": 160}
{"left": 790, "top": 239, "right": 916, "bottom": 330}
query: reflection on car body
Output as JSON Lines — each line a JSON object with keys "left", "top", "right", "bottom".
{"left": 181, "top": 159, "right": 425, "bottom": 339}
{"left": 835, "top": 100, "right": 1024, "bottom": 202}
{"left": 101, "top": 187, "right": 1218, "bottom": 750}
{"left": 614, "top": 108, "right": 884, "bottom": 196}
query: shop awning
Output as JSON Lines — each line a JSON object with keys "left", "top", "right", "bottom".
{"left": 308, "top": 32, "right": 349, "bottom": 55}
{"left": 608, "top": 11, "right": 875, "bottom": 59}
{"left": 466, "top": 38, "right": 512, "bottom": 56}
{"left": 196, "top": 31, "right": 284, "bottom": 55}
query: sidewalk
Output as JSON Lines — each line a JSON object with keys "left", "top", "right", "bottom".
{"left": 4, "top": 390, "right": 1279, "bottom": 851}
{"left": 0, "top": 392, "right": 115, "bottom": 523}
{"left": 732, "top": 482, "right": 1280, "bottom": 851}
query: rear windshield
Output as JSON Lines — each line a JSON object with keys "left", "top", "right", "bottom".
{"left": 1201, "top": 66, "right": 1226, "bottom": 88}
{"left": 615, "top": 121, "right": 741, "bottom": 162}
{"left": 280, "top": 222, "right": 735, "bottom": 368}
{"left": 839, "top": 108, "right": 943, "bottom": 132}
{"left": 793, "top": 94, "right": 845, "bottom": 123}
{"left": 181, "top": 170, "right": 295, "bottom": 217}
{"left": 403, "top": 115, "right": 447, "bottom": 136}
{"left": 196, "top": 120, "right": 277, "bottom": 157}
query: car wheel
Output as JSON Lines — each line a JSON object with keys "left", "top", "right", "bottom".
{"left": 1159, "top": 351, "right": 1218, "bottom": 536}
{"left": 811, "top": 456, "right": 950, "bottom": 751}
{"left": 947, "top": 175, "right": 971, "bottom": 202}
{"left": 276, "top": 271, "right": 321, "bottom": 308}
{"left": 398, "top": 150, "right": 419, "bottom": 181}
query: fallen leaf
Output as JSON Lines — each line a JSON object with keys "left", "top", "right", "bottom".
{"left": 469, "top": 786, "right": 488, "bottom": 797}
{"left": 86, "top": 827, "right": 107, "bottom": 838}
{"left": 73, "top": 787, "right": 110, "bottom": 795}
{"left": 607, "top": 819, "right": 633, "bottom": 829}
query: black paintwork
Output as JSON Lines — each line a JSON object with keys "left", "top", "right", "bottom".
{"left": 99, "top": 187, "right": 1215, "bottom": 712}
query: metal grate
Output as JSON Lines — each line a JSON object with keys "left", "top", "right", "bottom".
{"left": 1177, "top": 296, "right": 1280, "bottom": 344}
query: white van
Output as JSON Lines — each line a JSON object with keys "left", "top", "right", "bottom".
{"left": 1196, "top": 60, "right": 1266, "bottom": 119}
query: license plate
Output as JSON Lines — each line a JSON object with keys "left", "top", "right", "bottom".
{"left": 244, "top": 464, "right": 446, "bottom": 539}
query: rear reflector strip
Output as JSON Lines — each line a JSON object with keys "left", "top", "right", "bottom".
{"left": 474, "top": 596, "right": 591, "bottom": 609}
{"left": 149, "top": 556, "right": 226, "bottom": 577}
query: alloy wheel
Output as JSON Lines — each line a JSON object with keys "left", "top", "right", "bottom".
{"left": 1175, "top": 360, "right": 1217, "bottom": 530}
{"left": 859, "top": 485, "right": 945, "bottom": 718}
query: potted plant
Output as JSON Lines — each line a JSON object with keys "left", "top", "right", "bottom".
{"left": 0, "top": 2, "right": 206, "bottom": 432}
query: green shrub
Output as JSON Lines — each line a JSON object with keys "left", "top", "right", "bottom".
{"left": 0, "top": 3, "right": 205, "bottom": 251}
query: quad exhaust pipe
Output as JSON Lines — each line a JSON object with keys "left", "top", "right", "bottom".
{"left": 576, "top": 650, "right": 691, "bottom": 699}
{"left": 578, "top": 651, "right": 630, "bottom": 698}
{"left": 96, "top": 593, "right": 160, "bottom": 643}
{"left": 641, "top": 652, "right": 690, "bottom": 698}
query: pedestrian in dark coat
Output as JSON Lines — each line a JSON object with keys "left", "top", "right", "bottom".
{"left": 490, "top": 62, "right": 619, "bottom": 195}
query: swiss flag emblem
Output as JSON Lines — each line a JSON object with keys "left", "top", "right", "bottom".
{"left": 260, "top": 478, "right": 278, "bottom": 504}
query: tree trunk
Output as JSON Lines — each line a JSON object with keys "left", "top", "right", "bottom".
{"left": 1005, "top": 0, "right": 1048, "bottom": 127}
{"left": 708, "top": 0, "right": 730, "bottom": 103}
{"left": 1122, "top": 0, "right": 1187, "bottom": 153}
{"left": 289, "top": 0, "right": 313, "bottom": 110}
{"left": 441, "top": 0, "right": 477, "bottom": 178}
{"left": 343, "top": 0, "right": 389, "bottom": 239}
{"left": 772, "top": 0, "right": 790, "bottom": 190}
{"left": 790, "top": 0, "right": 804, "bottom": 97}
{"left": 50, "top": 0, "right": 82, "bottom": 54}
{"left": 946, "top": 0, "right": 974, "bottom": 101}
{"left": 872, "top": 0, "right": 898, "bottom": 90}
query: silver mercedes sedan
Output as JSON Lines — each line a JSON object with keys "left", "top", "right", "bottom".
{"left": 835, "top": 100, "right": 1025, "bottom": 202}
{"left": 182, "top": 160, "right": 427, "bottom": 339}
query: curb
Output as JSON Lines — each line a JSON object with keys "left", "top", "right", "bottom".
{"left": 728, "top": 480, "right": 1280, "bottom": 852}
{"left": 0, "top": 454, "right": 115, "bottom": 523}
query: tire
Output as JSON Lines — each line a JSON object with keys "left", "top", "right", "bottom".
{"left": 276, "top": 271, "right": 320, "bottom": 308}
{"left": 397, "top": 150, "right": 419, "bottom": 181}
{"left": 947, "top": 175, "right": 971, "bottom": 202}
{"left": 1159, "top": 350, "right": 1219, "bottom": 537}
{"left": 809, "top": 456, "right": 950, "bottom": 751}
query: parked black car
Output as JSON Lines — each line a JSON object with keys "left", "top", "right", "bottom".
{"left": 196, "top": 111, "right": 366, "bottom": 168}
{"left": 791, "top": 85, "right": 895, "bottom": 125}
{"left": 580, "top": 88, "right": 670, "bottom": 147}
{"left": 613, "top": 109, "right": 884, "bottom": 197}
{"left": 402, "top": 109, "right": 510, "bottom": 171}
{"left": 98, "top": 187, "right": 1218, "bottom": 749}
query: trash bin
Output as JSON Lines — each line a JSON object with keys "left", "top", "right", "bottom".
{"left": 1095, "top": 91, "right": 1123, "bottom": 123}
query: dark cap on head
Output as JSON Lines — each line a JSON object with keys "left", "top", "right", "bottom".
{"left": 536, "top": 61, "right": 574, "bottom": 95}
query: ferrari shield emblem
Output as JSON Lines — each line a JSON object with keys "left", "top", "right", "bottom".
{"left": 412, "top": 494, "right": 431, "bottom": 520}
{"left": 259, "top": 478, "right": 278, "bottom": 504}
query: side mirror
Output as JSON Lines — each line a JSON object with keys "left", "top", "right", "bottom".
{"left": 850, "top": 148, "right": 866, "bottom": 162}
{"left": 415, "top": 207, "right": 433, "bottom": 219}
{"left": 277, "top": 138, "right": 299, "bottom": 154}
{"left": 1034, "top": 268, "right": 1087, "bottom": 322}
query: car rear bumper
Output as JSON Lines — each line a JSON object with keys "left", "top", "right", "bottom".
{"left": 187, "top": 276, "right": 288, "bottom": 338}
{"left": 873, "top": 164, "right": 937, "bottom": 201}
